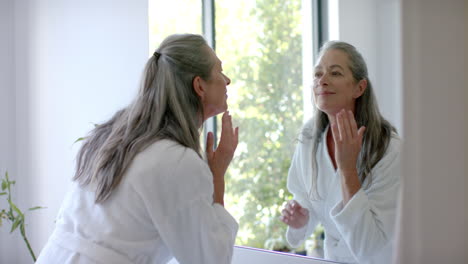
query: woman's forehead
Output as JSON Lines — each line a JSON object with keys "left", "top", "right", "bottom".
{"left": 316, "top": 49, "right": 350, "bottom": 69}
{"left": 205, "top": 46, "right": 222, "bottom": 66}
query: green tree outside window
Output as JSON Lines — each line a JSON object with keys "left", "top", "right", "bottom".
{"left": 216, "top": 0, "right": 306, "bottom": 250}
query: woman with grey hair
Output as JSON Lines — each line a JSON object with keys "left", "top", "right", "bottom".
{"left": 36, "top": 34, "right": 239, "bottom": 264}
{"left": 280, "top": 41, "right": 400, "bottom": 264}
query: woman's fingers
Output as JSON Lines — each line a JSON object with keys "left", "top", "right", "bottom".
{"left": 220, "top": 111, "right": 237, "bottom": 144}
{"left": 348, "top": 110, "right": 358, "bottom": 138}
{"left": 222, "top": 111, "right": 233, "bottom": 133}
{"left": 206, "top": 132, "right": 214, "bottom": 159}
{"left": 285, "top": 200, "right": 306, "bottom": 216}
{"left": 281, "top": 200, "right": 309, "bottom": 228}
{"left": 332, "top": 110, "right": 366, "bottom": 173}
{"left": 281, "top": 203, "right": 295, "bottom": 224}
{"left": 341, "top": 109, "right": 353, "bottom": 140}
{"left": 282, "top": 208, "right": 292, "bottom": 218}
{"left": 220, "top": 112, "right": 228, "bottom": 135}
{"left": 358, "top": 126, "right": 366, "bottom": 143}
{"left": 281, "top": 207, "right": 292, "bottom": 224}
{"left": 336, "top": 109, "right": 361, "bottom": 142}
{"left": 336, "top": 111, "right": 344, "bottom": 142}
{"left": 221, "top": 111, "right": 239, "bottom": 154}
{"left": 336, "top": 109, "right": 352, "bottom": 141}
{"left": 234, "top": 126, "right": 239, "bottom": 147}
{"left": 358, "top": 126, "right": 366, "bottom": 137}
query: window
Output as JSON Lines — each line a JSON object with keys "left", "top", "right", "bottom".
{"left": 149, "top": 0, "right": 322, "bottom": 256}
{"left": 148, "top": 0, "right": 202, "bottom": 50}
{"left": 215, "top": 0, "right": 310, "bottom": 251}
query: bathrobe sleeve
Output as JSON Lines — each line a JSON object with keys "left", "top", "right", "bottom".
{"left": 285, "top": 137, "right": 320, "bottom": 248}
{"left": 132, "top": 146, "right": 238, "bottom": 264}
{"left": 330, "top": 137, "right": 401, "bottom": 262}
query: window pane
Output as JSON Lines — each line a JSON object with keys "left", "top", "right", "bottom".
{"left": 148, "top": 0, "right": 202, "bottom": 54}
{"left": 215, "top": 0, "right": 307, "bottom": 252}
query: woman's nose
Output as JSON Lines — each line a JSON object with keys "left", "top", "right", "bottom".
{"left": 224, "top": 74, "right": 231, "bottom": 85}
{"left": 318, "top": 74, "right": 329, "bottom": 86}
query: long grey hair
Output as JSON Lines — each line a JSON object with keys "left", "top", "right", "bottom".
{"left": 305, "top": 41, "right": 396, "bottom": 199}
{"left": 73, "top": 34, "right": 214, "bottom": 203}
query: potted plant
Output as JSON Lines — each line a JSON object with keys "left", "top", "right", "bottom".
{"left": 264, "top": 235, "right": 291, "bottom": 253}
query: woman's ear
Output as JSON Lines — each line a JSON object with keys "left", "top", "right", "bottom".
{"left": 353, "top": 79, "right": 367, "bottom": 98}
{"left": 193, "top": 76, "right": 205, "bottom": 99}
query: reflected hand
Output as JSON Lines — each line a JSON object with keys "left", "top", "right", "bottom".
{"left": 331, "top": 109, "right": 366, "bottom": 174}
{"left": 280, "top": 200, "right": 309, "bottom": 229}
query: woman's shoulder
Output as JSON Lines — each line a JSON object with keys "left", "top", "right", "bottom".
{"left": 121, "top": 140, "right": 214, "bottom": 216}
{"left": 297, "top": 118, "right": 318, "bottom": 143}
{"left": 124, "top": 139, "right": 210, "bottom": 191}
{"left": 123, "top": 139, "right": 204, "bottom": 178}
{"left": 136, "top": 139, "right": 203, "bottom": 170}
{"left": 370, "top": 132, "right": 401, "bottom": 175}
{"left": 302, "top": 118, "right": 316, "bottom": 132}
{"left": 386, "top": 133, "right": 401, "bottom": 157}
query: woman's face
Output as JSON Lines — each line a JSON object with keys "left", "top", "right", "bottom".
{"left": 200, "top": 48, "right": 231, "bottom": 120}
{"left": 312, "top": 49, "right": 365, "bottom": 116}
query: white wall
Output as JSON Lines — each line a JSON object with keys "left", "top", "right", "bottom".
{"left": 0, "top": 0, "right": 19, "bottom": 263}
{"left": 0, "top": 2, "right": 15, "bottom": 167}
{"left": 338, "top": 0, "right": 402, "bottom": 133}
{"left": 395, "top": 0, "right": 467, "bottom": 263}
{"left": 338, "top": 0, "right": 467, "bottom": 263}
{"left": 1, "top": 0, "right": 149, "bottom": 263}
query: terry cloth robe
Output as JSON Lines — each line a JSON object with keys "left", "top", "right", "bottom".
{"left": 286, "top": 122, "right": 400, "bottom": 264}
{"left": 36, "top": 139, "right": 238, "bottom": 264}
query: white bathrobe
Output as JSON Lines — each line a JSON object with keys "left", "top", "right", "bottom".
{"left": 36, "top": 139, "right": 238, "bottom": 264}
{"left": 286, "top": 122, "right": 400, "bottom": 264}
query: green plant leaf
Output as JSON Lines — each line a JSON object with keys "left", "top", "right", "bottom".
{"left": 10, "top": 218, "right": 22, "bottom": 233}
{"left": 74, "top": 137, "right": 86, "bottom": 144}
{"left": 29, "top": 206, "right": 45, "bottom": 211}
{"left": 9, "top": 201, "right": 24, "bottom": 218}
{"left": 1, "top": 170, "right": 41, "bottom": 261}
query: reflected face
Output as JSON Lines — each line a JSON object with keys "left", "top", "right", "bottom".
{"left": 201, "top": 48, "right": 231, "bottom": 120}
{"left": 313, "top": 49, "right": 364, "bottom": 115}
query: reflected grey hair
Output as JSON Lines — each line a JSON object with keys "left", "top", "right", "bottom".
{"left": 73, "top": 34, "right": 215, "bottom": 203}
{"left": 304, "top": 41, "right": 396, "bottom": 199}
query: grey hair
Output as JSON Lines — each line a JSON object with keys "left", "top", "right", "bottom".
{"left": 304, "top": 41, "right": 396, "bottom": 199}
{"left": 73, "top": 34, "right": 215, "bottom": 203}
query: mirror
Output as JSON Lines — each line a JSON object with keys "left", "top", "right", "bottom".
{"left": 213, "top": 0, "right": 316, "bottom": 259}
{"left": 149, "top": 0, "right": 400, "bottom": 263}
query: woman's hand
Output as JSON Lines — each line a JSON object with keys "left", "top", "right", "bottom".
{"left": 206, "top": 111, "right": 239, "bottom": 177}
{"left": 331, "top": 109, "right": 365, "bottom": 174}
{"left": 206, "top": 111, "right": 239, "bottom": 205}
{"left": 331, "top": 109, "right": 365, "bottom": 203}
{"left": 280, "top": 200, "right": 309, "bottom": 229}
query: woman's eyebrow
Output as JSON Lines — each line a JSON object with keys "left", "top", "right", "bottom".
{"left": 329, "top": 64, "right": 345, "bottom": 70}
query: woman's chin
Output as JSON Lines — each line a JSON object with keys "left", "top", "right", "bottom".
{"left": 204, "top": 108, "right": 227, "bottom": 120}
{"left": 217, "top": 104, "right": 228, "bottom": 115}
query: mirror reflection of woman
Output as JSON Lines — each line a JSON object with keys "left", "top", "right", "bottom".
{"left": 36, "top": 34, "right": 239, "bottom": 264}
{"left": 281, "top": 41, "right": 400, "bottom": 264}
